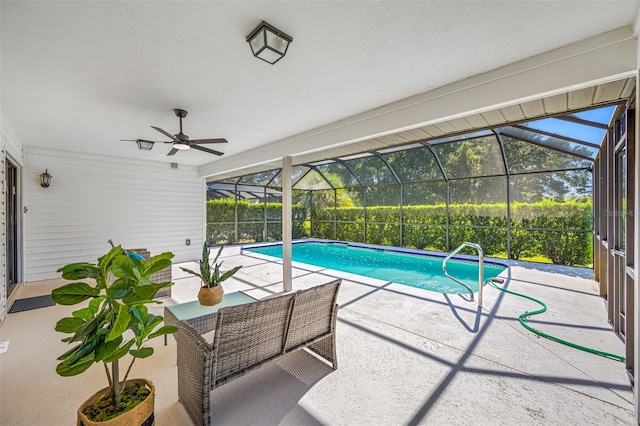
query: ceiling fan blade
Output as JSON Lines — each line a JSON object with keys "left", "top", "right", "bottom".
{"left": 151, "top": 126, "right": 178, "bottom": 141}
{"left": 190, "top": 138, "right": 228, "bottom": 144}
{"left": 191, "top": 145, "right": 224, "bottom": 156}
{"left": 167, "top": 148, "right": 179, "bottom": 156}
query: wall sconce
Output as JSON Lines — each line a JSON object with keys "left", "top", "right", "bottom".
{"left": 40, "top": 169, "right": 52, "bottom": 188}
{"left": 246, "top": 21, "right": 293, "bottom": 65}
{"left": 136, "top": 139, "right": 155, "bottom": 151}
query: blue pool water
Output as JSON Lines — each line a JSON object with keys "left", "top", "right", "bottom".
{"left": 243, "top": 241, "right": 506, "bottom": 294}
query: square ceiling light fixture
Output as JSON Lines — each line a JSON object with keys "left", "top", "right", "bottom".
{"left": 246, "top": 21, "right": 293, "bottom": 65}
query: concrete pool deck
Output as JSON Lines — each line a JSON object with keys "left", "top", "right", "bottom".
{"left": 0, "top": 246, "right": 634, "bottom": 425}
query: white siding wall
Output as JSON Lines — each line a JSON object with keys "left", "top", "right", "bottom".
{"left": 24, "top": 147, "right": 203, "bottom": 282}
{"left": 0, "top": 113, "right": 25, "bottom": 322}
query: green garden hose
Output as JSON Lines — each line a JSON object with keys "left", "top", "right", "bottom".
{"left": 489, "top": 278, "right": 625, "bottom": 363}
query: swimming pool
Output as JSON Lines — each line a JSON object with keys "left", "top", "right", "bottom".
{"left": 243, "top": 241, "right": 507, "bottom": 294}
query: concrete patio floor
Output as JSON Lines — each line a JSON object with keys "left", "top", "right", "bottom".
{"left": 0, "top": 246, "right": 634, "bottom": 425}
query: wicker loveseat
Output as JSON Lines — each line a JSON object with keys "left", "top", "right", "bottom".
{"left": 175, "top": 279, "right": 341, "bottom": 426}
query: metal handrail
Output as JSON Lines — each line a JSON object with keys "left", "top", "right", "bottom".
{"left": 442, "top": 242, "right": 484, "bottom": 307}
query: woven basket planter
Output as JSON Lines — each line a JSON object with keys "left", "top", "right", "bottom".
{"left": 77, "top": 378, "right": 155, "bottom": 426}
{"left": 198, "top": 285, "right": 224, "bottom": 306}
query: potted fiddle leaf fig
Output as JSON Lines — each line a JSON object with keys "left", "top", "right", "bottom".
{"left": 180, "top": 243, "right": 242, "bottom": 306}
{"left": 51, "top": 245, "right": 178, "bottom": 425}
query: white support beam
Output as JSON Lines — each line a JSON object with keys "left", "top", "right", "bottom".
{"left": 282, "top": 156, "right": 292, "bottom": 292}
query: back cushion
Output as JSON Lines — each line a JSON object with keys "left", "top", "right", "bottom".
{"left": 212, "top": 293, "right": 294, "bottom": 385}
{"left": 285, "top": 279, "right": 341, "bottom": 352}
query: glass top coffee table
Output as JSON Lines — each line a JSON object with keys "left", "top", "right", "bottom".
{"left": 164, "top": 291, "right": 256, "bottom": 344}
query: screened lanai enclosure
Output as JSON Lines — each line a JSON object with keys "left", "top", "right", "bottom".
{"left": 207, "top": 104, "right": 624, "bottom": 267}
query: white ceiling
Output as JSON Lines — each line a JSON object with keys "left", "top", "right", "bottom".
{"left": 1, "top": 1, "right": 638, "bottom": 168}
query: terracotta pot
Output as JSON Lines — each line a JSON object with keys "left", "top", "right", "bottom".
{"left": 198, "top": 285, "right": 224, "bottom": 306}
{"left": 77, "top": 378, "right": 154, "bottom": 426}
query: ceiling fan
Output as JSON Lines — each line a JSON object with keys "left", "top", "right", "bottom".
{"left": 121, "top": 109, "right": 228, "bottom": 156}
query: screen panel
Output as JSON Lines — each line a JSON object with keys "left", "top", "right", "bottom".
{"left": 343, "top": 155, "right": 397, "bottom": 185}
{"left": 503, "top": 136, "right": 592, "bottom": 173}
{"left": 384, "top": 147, "right": 444, "bottom": 183}
{"left": 433, "top": 136, "right": 506, "bottom": 178}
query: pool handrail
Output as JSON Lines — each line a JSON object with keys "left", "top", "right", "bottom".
{"left": 442, "top": 242, "right": 484, "bottom": 307}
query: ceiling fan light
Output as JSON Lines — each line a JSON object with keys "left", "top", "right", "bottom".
{"left": 136, "top": 140, "right": 154, "bottom": 151}
{"left": 246, "top": 21, "right": 292, "bottom": 65}
{"left": 174, "top": 142, "right": 190, "bottom": 150}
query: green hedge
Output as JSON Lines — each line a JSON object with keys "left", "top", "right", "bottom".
{"left": 207, "top": 198, "right": 593, "bottom": 266}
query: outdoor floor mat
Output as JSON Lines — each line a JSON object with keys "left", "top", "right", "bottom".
{"left": 9, "top": 295, "right": 55, "bottom": 313}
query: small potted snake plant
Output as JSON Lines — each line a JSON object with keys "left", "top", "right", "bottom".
{"left": 180, "top": 243, "right": 242, "bottom": 306}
